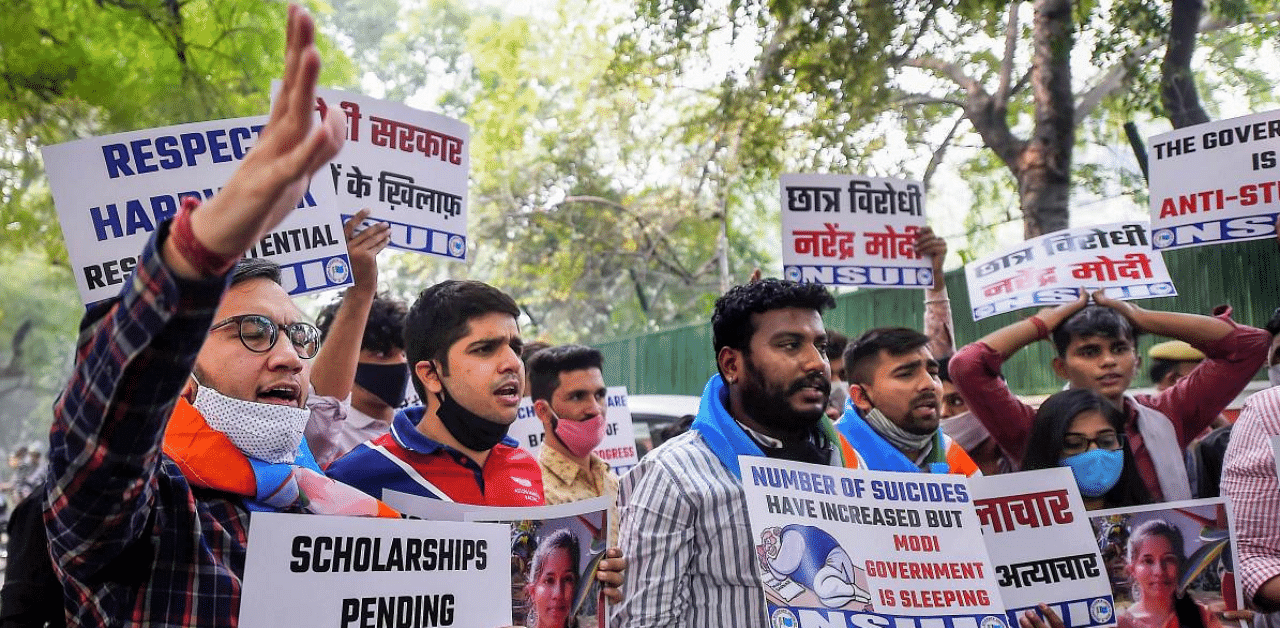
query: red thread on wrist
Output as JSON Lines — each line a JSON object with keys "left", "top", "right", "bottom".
{"left": 171, "top": 196, "right": 240, "bottom": 277}
{"left": 1028, "top": 315, "right": 1050, "bottom": 341}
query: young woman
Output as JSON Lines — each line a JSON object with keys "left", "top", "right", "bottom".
{"left": 1117, "top": 520, "right": 1222, "bottom": 628}
{"left": 526, "top": 530, "right": 582, "bottom": 628}
{"left": 1022, "top": 388, "right": 1150, "bottom": 510}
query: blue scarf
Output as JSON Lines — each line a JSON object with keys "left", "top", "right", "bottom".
{"left": 244, "top": 440, "right": 325, "bottom": 512}
{"left": 834, "top": 403, "right": 948, "bottom": 474}
{"left": 690, "top": 375, "right": 850, "bottom": 479}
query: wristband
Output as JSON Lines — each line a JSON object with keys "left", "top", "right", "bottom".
{"left": 171, "top": 196, "right": 240, "bottom": 277}
{"left": 1028, "top": 315, "right": 1050, "bottom": 341}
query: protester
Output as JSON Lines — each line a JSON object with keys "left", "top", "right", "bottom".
{"left": 825, "top": 329, "right": 850, "bottom": 418}
{"left": 837, "top": 327, "right": 980, "bottom": 475}
{"left": 1021, "top": 389, "right": 1150, "bottom": 510}
{"left": 613, "top": 278, "right": 864, "bottom": 628}
{"left": 1221, "top": 386, "right": 1280, "bottom": 611}
{"left": 43, "top": 9, "right": 400, "bottom": 625}
{"left": 527, "top": 345, "right": 618, "bottom": 505}
{"left": 1148, "top": 341, "right": 1206, "bottom": 392}
{"left": 1117, "top": 520, "right": 1222, "bottom": 628}
{"left": 526, "top": 529, "right": 582, "bottom": 628}
{"left": 950, "top": 290, "right": 1269, "bottom": 501}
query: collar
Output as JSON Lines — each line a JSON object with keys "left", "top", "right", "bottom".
{"left": 737, "top": 419, "right": 784, "bottom": 448}
{"left": 539, "top": 446, "right": 606, "bottom": 486}
{"left": 390, "top": 406, "right": 520, "bottom": 455}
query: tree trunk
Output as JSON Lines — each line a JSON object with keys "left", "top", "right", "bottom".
{"left": 1162, "top": 0, "right": 1210, "bottom": 129}
{"left": 1020, "top": 0, "right": 1075, "bottom": 239}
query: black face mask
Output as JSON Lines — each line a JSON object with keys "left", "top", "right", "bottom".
{"left": 354, "top": 362, "right": 410, "bottom": 409}
{"left": 434, "top": 378, "right": 510, "bottom": 452}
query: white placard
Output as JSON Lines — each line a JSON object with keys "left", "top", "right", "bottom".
{"left": 303, "top": 86, "right": 470, "bottom": 261}
{"left": 740, "top": 457, "right": 1009, "bottom": 628}
{"left": 42, "top": 117, "right": 350, "bottom": 304}
{"left": 507, "top": 386, "right": 639, "bottom": 475}
{"left": 780, "top": 173, "right": 933, "bottom": 288}
{"left": 964, "top": 221, "right": 1176, "bottom": 321}
{"left": 968, "top": 468, "right": 1115, "bottom": 628}
{"left": 1148, "top": 109, "right": 1280, "bottom": 251}
{"left": 238, "top": 511, "right": 511, "bottom": 628}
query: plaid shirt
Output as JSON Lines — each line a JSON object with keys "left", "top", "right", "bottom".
{"left": 45, "top": 225, "right": 247, "bottom": 628}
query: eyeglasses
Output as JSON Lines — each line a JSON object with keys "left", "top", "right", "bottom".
{"left": 1062, "top": 432, "right": 1126, "bottom": 456}
{"left": 209, "top": 314, "right": 321, "bottom": 359}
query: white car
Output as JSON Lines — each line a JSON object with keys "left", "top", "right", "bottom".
{"left": 626, "top": 394, "right": 701, "bottom": 456}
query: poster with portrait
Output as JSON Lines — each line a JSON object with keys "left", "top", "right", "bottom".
{"left": 1089, "top": 498, "right": 1242, "bottom": 628}
{"left": 382, "top": 492, "right": 611, "bottom": 628}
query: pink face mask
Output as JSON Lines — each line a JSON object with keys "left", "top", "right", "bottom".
{"left": 551, "top": 410, "right": 607, "bottom": 458}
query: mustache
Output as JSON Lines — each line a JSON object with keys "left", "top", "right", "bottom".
{"left": 786, "top": 374, "right": 831, "bottom": 396}
{"left": 909, "top": 391, "right": 938, "bottom": 408}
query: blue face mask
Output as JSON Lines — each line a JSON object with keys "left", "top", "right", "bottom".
{"left": 1061, "top": 448, "right": 1124, "bottom": 498}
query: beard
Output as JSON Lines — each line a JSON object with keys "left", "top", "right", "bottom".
{"left": 738, "top": 356, "right": 830, "bottom": 439}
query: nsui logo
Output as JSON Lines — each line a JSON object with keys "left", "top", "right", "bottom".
{"left": 770, "top": 609, "right": 798, "bottom": 628}
{"left": 325, "top": 257, "right": 350, "bottom": 284}
{"left": 1152, "top": 229, "right": 1175, "bottom": 249}
{"left": 980, "top": 615, "right": 1007, "bottom": 628}
{"left": 1089, "top": 598, "right": 1113, "bottom": 623}
{"left": 448, "top": 235, "right": 466, "bottom": 258}
{"left": 784, "top": 266, "right": 802, "bottom": 281}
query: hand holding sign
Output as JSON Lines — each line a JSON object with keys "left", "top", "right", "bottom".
{"left": 170, "top": 4, "right": 344, "bottom": 278}
{"left": 343, "top": 209, "right": 391, "bottom": 293}
{"left": 914, "top": 226, "right": 947, "bottom": 291}
{"left": 597, "top": 547, "right": 627, "bottom": 603}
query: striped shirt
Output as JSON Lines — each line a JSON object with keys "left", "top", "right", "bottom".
{"left": 1221, "top": 386, "right": 1280, "bottom": 606}
{"left": 611, "top": 430, "right": 773, "bottom": 628}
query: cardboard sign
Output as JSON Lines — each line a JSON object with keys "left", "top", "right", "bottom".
{"left": 780, "top": 173, "right": 933, "bottom": 288}
{"left": 740, "top": 458, "right": 1008, "bottom": 628}
{"left": 42, "top": 116, "right": 350, "bottom": 304}
{"left": 964, "top": 221, "right": 1176, "bottom": 321}
{"left": 969, "top": 468, "right": 1115, "bottom": 628}
{"left": 1090, "top": 498, "right": 1243, "bottom": 623}
{"left": 305, "top": 86, "right": 470, "bottom": 261}
{"left": 238, "top": 512, "right": 511, "bottom": 628}
{"left": 508, "top": 386, "right": 640, "bottom": 475}
{"left": 1148, "top": 109, "right": 1280, "bottom": 251}
{"left": 384, "top": 493, "right": 612, "bottom": 628}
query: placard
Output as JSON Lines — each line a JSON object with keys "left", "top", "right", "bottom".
{"left": 1089, "top": 498, "right": 1243, "bottom": 626}
{"left": 1148, "top": 109, "right": 1280, "bottom": 251}
{"left": 42, "top": 117, "right": 350, "bottom": 304}
{"left": 305, "top": 86, "right": 470, "bottom": 261}
{"left": 384, "top": 493, "right": 612, "bottom": 628}
{"left": 508, "top": 386, "right": 640, "bottom": 475}
{"left": 969, "top": 468, "right": 1114, "bottom": 628}
{"left": 741, "top": 457, "right": 1008, "bottom": 628}
{"left": 238, "top": 511, "right": 511, "bottom": 628}
{"left": 780, "top": 173, "right": 933, "bottom": 288}
{"left": 963, "top": 221, "right": 1175, "bottom": 321}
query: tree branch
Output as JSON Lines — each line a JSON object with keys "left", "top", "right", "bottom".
{"left": 995, "top": 2, "right": 1020, "bottom": 107}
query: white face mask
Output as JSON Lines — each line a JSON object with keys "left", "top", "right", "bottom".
{"left": 192, "top": 385, "right": 310, "bottom": 464}
{"left": 1269, "top": 364, "right": 1280, "bottom": 388}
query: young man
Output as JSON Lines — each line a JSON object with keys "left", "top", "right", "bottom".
{"left": 613, "top": 279, "right": 863, "bottom": 628}
{"left": 46, "top": 13, "right": 368, "bottom": 624}
{"left": 326, "top": 280, "right": 543, "bottom": 506}
{"left": 836, "top": 327, "right": 980, "bottom": 475}
{"left": 950, "top": 291, "right": 1269, "bottom": 501}
{"left": 526, "top": 344, "right": 618, "bottom": 506}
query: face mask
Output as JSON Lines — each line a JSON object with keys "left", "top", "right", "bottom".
{"left": 435, "top": 375, "right": 510, "bottom": 452}
{"left": 354, "top": 362, "right": 409, "bottom": 408}
{"left": 1268, "top": 364, "right": 1280, "bottom": 387}
{"left": 549, "top": 407, "right": 607, "bottom": 458}
{"left": 192, "top": 385, "right": 310, "bottom": 464}
{"left": 1060, "top": 448, "right": 1124, "bottom": 498}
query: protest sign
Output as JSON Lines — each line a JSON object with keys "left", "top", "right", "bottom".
{"left": 740, "top": 457, "right": 1008, "bottom": 628}
{"left": 507, "top": 386, "right": 640, "bottom": 475}
{"left": 384, "top": 493, "right": 612, "bottom": 628}
{"left": 963, "top": 221, "right": 1175, "bottom": 321}
{"left": 969, "top": 468, "right": 1114, "bottom": 628}
{"left": 41, "top": 117, "right": 349, "bottom": 304}
{"left": 780, "top": 173, "right": 933, "bottom": 288}
{"left": 238, "top": 511, "right": 510, "bottom": 628}
{"left": 304, "top": 86, "right": 470, "bottom": 261}
{"left": 1148, "top": 109, "right": 1280, "bottom": 251}
{"left": 1090, "top": 498, "right": 1243, "bottom": 627}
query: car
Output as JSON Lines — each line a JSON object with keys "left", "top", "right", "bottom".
{"left": 626, "top": 393, "right": 701, "bottom": 457}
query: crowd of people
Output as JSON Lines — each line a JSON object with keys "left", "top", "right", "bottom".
{"left": 6, "top": 6, "right": 1280, "bottom": 628}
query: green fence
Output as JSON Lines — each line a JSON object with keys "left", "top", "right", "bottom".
{"left": 596, "top": 237, "right": 1280, "bottom": 397}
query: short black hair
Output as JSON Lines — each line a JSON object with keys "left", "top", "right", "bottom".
{"left": 1021, "top": 388, "right": 1150, "bottom": 508}
{"left": 527, "top": 344, "right": 604, "bottom": 403}
{"left": 844, "top": 327, "right": 931, "bottom": 385}
{"left": 711, "top": 279, "right": 835, "bottom": 376}
{"left": 230, "top": 257, "right": 281, "bottom": 287}
{"left": 403, "top": 280, "right": 521, "bottom": 404}
{"left": 825, "top": 329, "right": 848, "bottom": 361}
{"left": 1148, "top": 358, "right": 1179, "bottom": 386}
{"left": 1051, "top": 306, "right": 1136, "bottom": 358}
{"left": 937, "top": 354, "right": 953, "bottom": 383}
{"left": 1266, "top": 307, "right": 1280, "bottom": 336}
{"left": 316, "top": 291, "right": 407, "bottom": 355}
